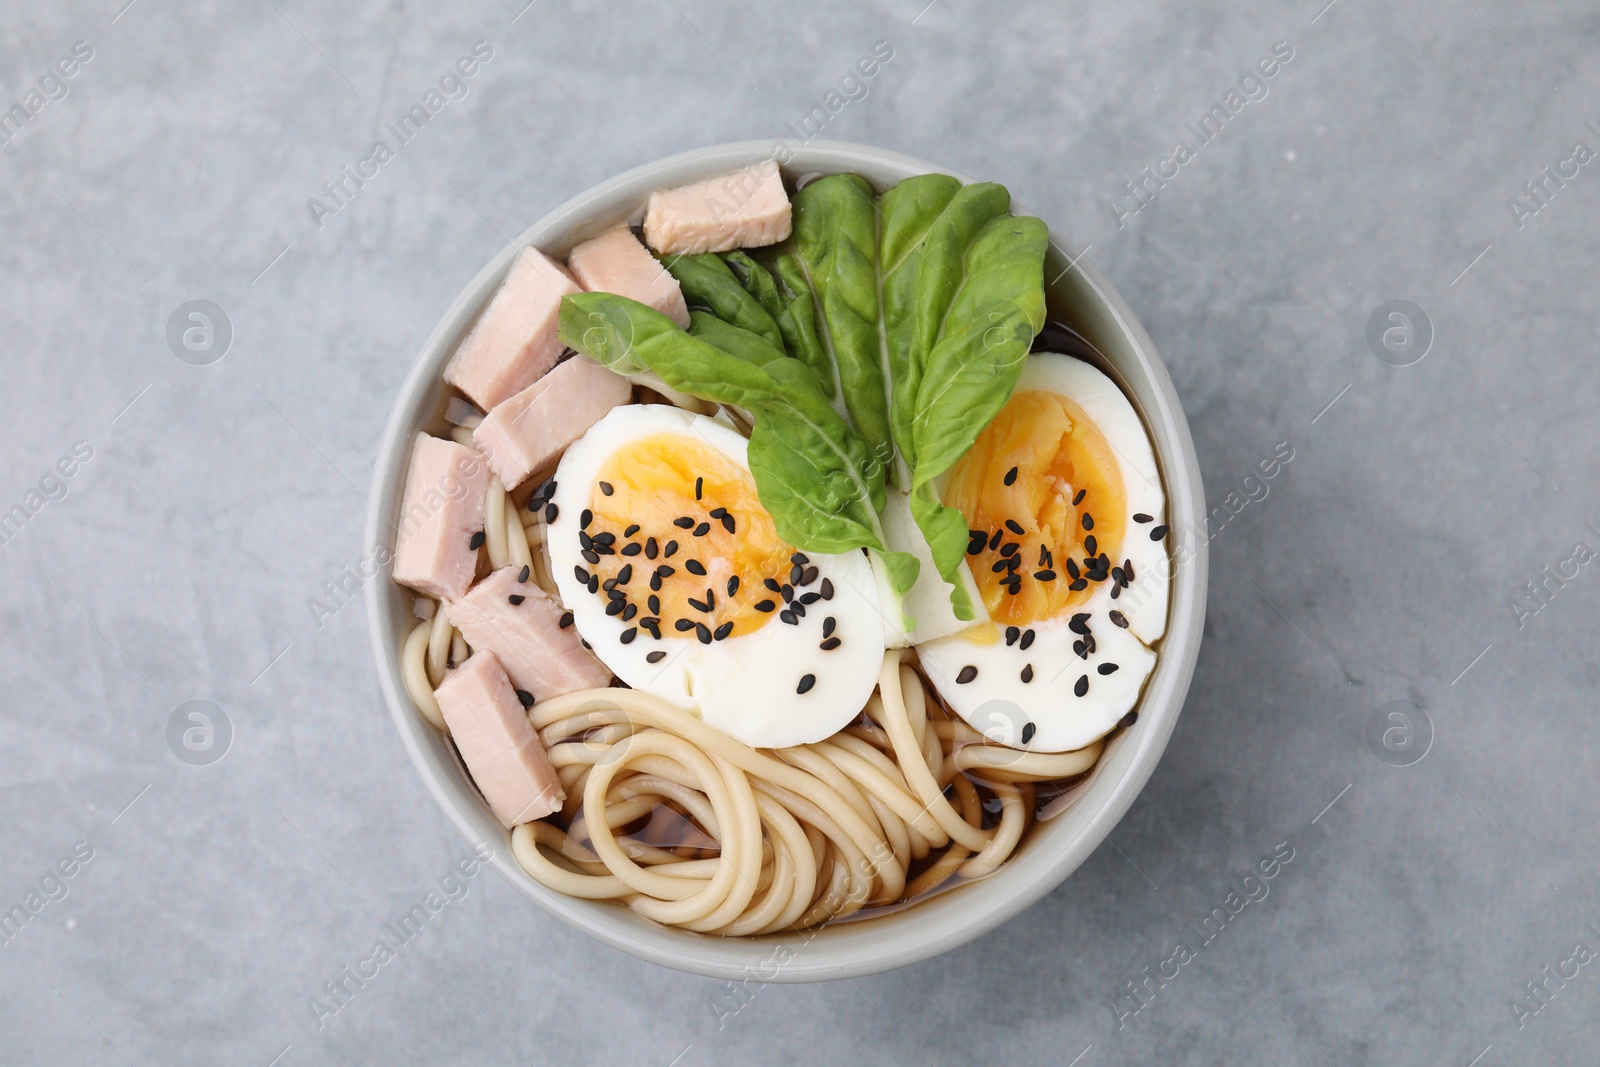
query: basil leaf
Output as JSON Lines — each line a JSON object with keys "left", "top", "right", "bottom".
{"left": 662, "top": 253, "right": 784, "bottom": 349}
{"left": 788, "top": 174, "right": 895, "bottom": 474}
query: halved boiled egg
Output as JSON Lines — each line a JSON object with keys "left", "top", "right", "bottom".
{"left": 916, "top": 352, "right": 1170, "bottom": 752}
{"left": 546, "top": 404, "right": 886, "bottom": 749}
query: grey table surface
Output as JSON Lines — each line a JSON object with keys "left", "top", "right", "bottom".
{"left": 1, "top": 0, "right": 1596, "bottom": 1064}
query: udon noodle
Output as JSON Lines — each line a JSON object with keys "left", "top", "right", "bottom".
{"left": 400, "top": 391, "right": 1113, "bottom": 934}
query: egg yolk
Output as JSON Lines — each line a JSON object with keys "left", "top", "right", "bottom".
{"left": 944, "top": 390, "right": 1126, "bottom": 626}
{"left": 587, "top": 433, "right": 792, "bottom": 641}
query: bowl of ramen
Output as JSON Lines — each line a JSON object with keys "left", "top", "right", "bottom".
{"left": 365, "top": 141, "right": 1207, "bottom": 981}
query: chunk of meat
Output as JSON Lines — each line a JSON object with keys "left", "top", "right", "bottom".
{"left": 568, "top": 227, "right": 690, "bottom": 328}
{"left": 434, "top": 650, "right": 564, "bottom": 828}
{"left": 392, "top": 433, "right": 490, "bottom": 601}
{"left": 444, "top": 246, "right": 581, "bottom": 410}
{"left": 448, "top": 566, "right": 611, "bottom": 698}
{"left": 474, "top": 356, "right": 632, "bottom": 491}
{"left": 643, "top": 162, "right": 792, "bottom": 255}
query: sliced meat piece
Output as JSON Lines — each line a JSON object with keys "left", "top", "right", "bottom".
{"left": 448, "top": 565, "right": 611, "bottom": 699}
{"left": 444, "top": 246, "right": 581, "bottom": 410}
{"left": 568, "top": 226, "right": 690, "bottom": 327}
{"left": 434, "top": 650, "right": 564, "bottom": 828}
{"left": 392, "top": 433, "right": 490, "bottom": 601}
{"left": 473, "top": 356, "right": 632, "bottom": 491}
{"left": 643, "top": 161, "right": 792, "bottom": 255}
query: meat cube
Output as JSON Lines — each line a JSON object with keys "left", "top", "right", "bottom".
{"left": 392, "top": 433, "right": 489, "bottom": 601}
{"left": 435, "top": 650, "right": 564, "bottom": 828}
{"left": 448, "top": 566, "right": 611, "bottom": 698}
{"left": 473, "top": 356, "right": 632, "bottom": 491}
{"left": 567, "top": 226, "right": 690, "bottom": 327}
{"left": 444, "top": 246, "right": 581, "bottom": 410}
{"left": 643, "top": 162, "right": 792, "bottom": 255}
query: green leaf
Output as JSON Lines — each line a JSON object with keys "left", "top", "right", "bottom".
{"left": 662, "top": 253, "right": 784, "bottom": 349}
{"left": 788, "top": 174, "right": 895, "bottom": 472}
{"left": 688, "top": 311, "right": 789, "bottom": 367}
{"left": 733, "top": 251, "right": 832, "bottom": 399}
{"left": 908, "top": 483, "right": 977, "bottom": 620}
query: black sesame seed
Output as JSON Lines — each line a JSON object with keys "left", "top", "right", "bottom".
{"left": 1075, "top": 675, "right": 1089, "bottom": 698}
{"left": 1021, "top": 664, "right": 1034, "bottom": 683}
{"left": 592, "top": 532, "right": 615, "bottom": 547}
{"left": 616, "top": 564, "right": 633, "bottom": 584}
{"left": 1006, "top": 556, "right": 1021, "bottom": 573}
{"left": 790, "top": 563, "right": 804, "bottom": 585}
{"left": 820, "top": 636, "right": 841, "bottom": 651}
{"left": 1133, "top": 513, "right": 1152, "bottom": 524}
{"left": 797, "top": 673, "right": 816, "bottom": 694}
{"left": 647, "top": 650, "right": 666, "bottom": 663}
{"left": 1098, "top": 663, "right": 1120, "bottom": 675}
{"left": 763, "top": 577, "right": 782, "bottom": 593}
{"left": 605, "top": 599, "right": 624, "bottom": 616}
{"left": 988, "top": 529, "right": 1003, "bottom": 550}
{"left": 624, "top": 523, "right": 640, "bottom": 537}
{"left": 695, "top": 623, "right": 712, "bottom": 645}
{"left": 619, "top": 627, "right": 636, "bottom": 644}
{"left": 779, "top": 609, "right": 797, "bottom": 624}
{"left": 820, "top": 578, "right": 834, "bottom": 600}
{"left": 1005, "top": 626, "right": 1019, "bottom": 646}
{"left": 1000, "top": 542, "right": 1019, "bottom": 558}
{"left": 800, "top": 591, "right": 822, "bottom": 605}
{"left": 790, "top": 600, "right": 807, "bottom": 619}
{"left": 823, "top": 617, "right": 837, "bottom": 638}
{"left": 1035, "top": 570, "right": 1057, "bottom": 582}
{"left": 1150, "top": 525, "right": 1168, "bottom": 541}
{"left": 1073, "top": 489, "right": 1087, "bottom": 506}
{"left": 647, "top": 594, "right": 661, "bottom": 614}
{"left": 656, "top": 565, "right": 675, "bottom": 578}
{"left": 1073, "top": 639, "right": 1087, "bottom": 658}
{"left": 622, "top": 604, "right": 637, "bottom": 622}
{"left": 518, "top": 564, "right": 530, "bottom": 583}
{"left": 1039, "top": 544, "right": 1050, "bottom": 567}
{"left": 675, "top": 618, "right": 695, "bottom": 632}
{"left": 1065, "top": 559, "right": 1081, "bottom": 580}
{"left": 515, "top": 689, "right": 534, "bottom": 708}
{"left": 674, "top": 516, "right": 694, "bottom": 529}
{"left": 1117, "top": 710, "right": 1138, "bottom": 729}
{"left": 1084, "top": 534, "right": 1097, "bottom": 556}
{"left": 649, "top": 574, "right": 662, "bottom": 592}
{"left": 693, "top": 522, "right": 711, "bottom": 537}
{"left": 800, "top": 565, "right": 819, "bottom": 586}
{"left": 664, "top": 540, "right": 679, "bottom": 557}
{"left": 1110, "top": 584, "right": 1122, "bottom": 599}
{"left": 1124, "top": 559, "right": 1135, "bottom": 582}
{"left": 781, "top": 584, "right": 794, "bottom": 603}
{"left": 544, "top": 503, "right": 559, "bottom": 523}
{"left": 578, "top": 531, "right": 594, "bottom": 551}
{"left": 956, "top": 665, "right": 978, "bottom": 684}
{"left": 694, "top": 476, "right": 703, "bottom": 500}
{"left": 582, "top": 549, "right": 600, "bottom": 565}
{"left": 587, "top": 576, "right": 599, "bottom": 594}
{"left": 688, "top": 597, "right": 710, "bottom": 613}
{"left": 1005, "top": 519, "right": 1025, "bottom": 536}
{"left": 726, "top": 576, "right": 740, "bottom": 596}
{"left": 581, "top": 639, "right": 591, "bottom": 649}
{"left": 574, "top": 565, "right": 590, "bottom": 583}
{"left": 469, "top": 531, "right": 486, "bottom": 550}
{"left": 622, "top": 542, "right": 642, "bottom": 556}
{"left": 721, "top": 515, "right": 736, "bottom": 533}
{"left": 709, "top": 507, "right": 728, "bottom": 519}
{"left": 713, "top": 621, "right": 734, "bottom": 641}
{"left": 641, "top": 618, "right": 661, "bottom": 638}
{"left": 791, "top": 552, "right": 809, "bottom": 565}
{"left": 967, "top": 542, "right": 984, "bottom": 557}
{"left": 580, "top": 508, "right": 593, "bottom": 529}
{"left": 645, "top": 537, "right": 659, "bottom": 559}
{"left": 606, "top": 587, "right": 624, "bottom": 601}
{"left": 686, "top": 559, "right": 706, "bottom": 576}
{"left": 1020, "top": 629, "right": 1036, "bottom": 650}
{"left": 1021, "top": 721, "right": 1036, "bottom": 743}
{"left": 991, "top": 559, "right": 1011, "bottom": 574}
{"left": 755, "top": 599, "right": 776, "bottom": 612}
{"left": 559, "top": 611, "right": 574, "bottom": 629}
{"left": 508, "top": 594, "right": 526, "bottom": 606}
{"left": 1082, "top": 513, "right": 1094, "bottom": 531}
{"left": 598, "top": 481, "right": 614, "bottom": 496}
{"left": 1003, "top": 466, "right": 1018, "bottom": 486}
{"left": 1068, "top": 613, "right": 1091, "bottom": 635}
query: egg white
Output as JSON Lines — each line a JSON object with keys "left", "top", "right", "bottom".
{"left": 546, "top": 404, "right": 887, "bottom": 750}
{"left": 916, "top": 352, "right": 1171, "bottom": 753}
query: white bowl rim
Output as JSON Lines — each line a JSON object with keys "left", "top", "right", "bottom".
{"left": 364, "top": 139, "right": 1208, "bottom": 982}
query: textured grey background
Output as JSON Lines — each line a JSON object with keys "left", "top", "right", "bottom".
{"left": 1, "top": 0, "right": 1596, "bottom": 1063}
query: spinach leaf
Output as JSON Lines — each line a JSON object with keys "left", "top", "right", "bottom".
{"left": 726, "top": 251, "right": 832, "bottom": 398}
{"left": 788, "top": 174, "right": 895, "bottom": 474}
{"left": 907, "top": 213, "right": 1049, "bottom": 618}
{"left": 558, "top": 291, "right": 918, "bottom": 595}
{"left": 661, "top": 253, "right": 784, "bottom": 349}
